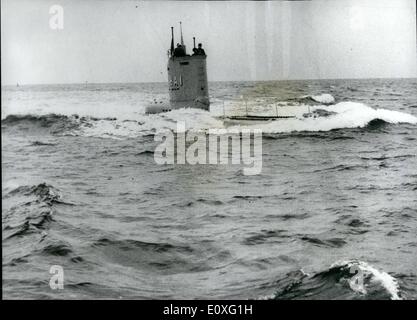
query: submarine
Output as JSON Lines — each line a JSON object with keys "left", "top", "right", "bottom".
{"left": 145, "top": 23, "right": 210, "bottom": 114}
{"left": 145, "top": 23, "right": 297, "bottom": 122}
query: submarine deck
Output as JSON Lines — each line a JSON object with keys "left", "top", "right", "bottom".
{"left": 220, "top": 115, "right": 296, "bottom": 121}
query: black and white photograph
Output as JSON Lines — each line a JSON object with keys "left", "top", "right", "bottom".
{"left": 1, "top": 0, "right": 417, "bottom": 304}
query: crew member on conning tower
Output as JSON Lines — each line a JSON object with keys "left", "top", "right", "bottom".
{"left": 174, "top": 43, "right": 186, "bottom": 57}
{"left": 196, "top": 43, "right": 206, "bottom": 56}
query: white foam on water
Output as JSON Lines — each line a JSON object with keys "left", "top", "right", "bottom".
{"left": 298, "top": 93, "right": 335, "bottom": 104}
{"left": 162, "top": 108, "right": 225, "bottom": 132}
{"left": 229, "top": 101, "right": 417, "bottom": 133}
{"left": 311, "top": 93, "right": 335, "bottom": 104}
{"left": 300, "top": 93, "right": 336, "bottom": 104}
{"left": 75, "top": 108, "right": 225, "bottom": 139}
{"left": 4, "top": 87, "right": 416, "bottom": 139}
{"left": 67, "top": 101, "right": 417, "bottom": 138}
{"left": 331, "top": 260, "right": 402, "bottom": 300}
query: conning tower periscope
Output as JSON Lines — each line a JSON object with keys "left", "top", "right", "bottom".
{"left": 145, "top": 23, "right": 210, "bottom": 114}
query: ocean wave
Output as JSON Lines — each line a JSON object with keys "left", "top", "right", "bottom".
{"left": 1, "top": 113, "right": 120, "bottom": 136}
{"left": 93, "top": 237, "right": 194, "bottom": 253}
{"left": 331, "top": 260, "right": 402, "bottom": 300}
{"left": 311, "top": 94, "right": 336, "bottom": 104}
{"left": 3, "top": 182, "right": 70, "bottom": 204}
{"left": 29, "top": 140, "right": 58, "bottom": 146}
{"left": 298, "top": 93, "right": 336, "bottom": 105}
{"left": 2, "top": 113, "right": 70, "bottom": 126}
{"left": 2, "top": 183, "right": 70, "bottom": 240}
{"left": 300, "top": 236, "right": 347, "bottom": 248}
{"left": 267, "top": 260, "right": 402, "bottom": 300}
{"left": 2, "top": 100, "right": 416, "bottom": 138}
{"left": 243, "top": 229, "right": 290, "bottom": 245}
{"left": 1, "top": 114, "right": 80, "bottom": 134}
{"left": 233, "top": 102, "right": 417, "bottom": 133}
{"left": 91, "top": 237, "right": 228, "bottom": 274}
{"left": 40, "top": 241, "right": 74, "bottom": 257}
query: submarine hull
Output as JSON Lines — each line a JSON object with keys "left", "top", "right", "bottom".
{"left": 145, "top": 98, "right": 209, "bottom": 114}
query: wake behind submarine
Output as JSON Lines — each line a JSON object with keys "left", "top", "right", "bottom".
{"left": 145, "top": 23, "right": 210, "bottom": 114}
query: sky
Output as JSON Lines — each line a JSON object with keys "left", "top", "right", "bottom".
{"left": 1, "top": 0, "right": 416, "bottom": 85}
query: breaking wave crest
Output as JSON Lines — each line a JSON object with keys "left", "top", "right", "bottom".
{"left": 1, "top": 114, "right": 99, "bottom": 136}
{"left": 265, "top": 260, "right": 402, "bottom": 300}
{"left": 2, "top": 100, "right": 416, "bottom": 138}
{"left": 2, "top": 114, "right": 79, "bottom": 134}
{"left": 298, "top": 93, "right": 336, "bottom": 105}
{"left": 236, "top": 101, "right": 417, "bottom": 134}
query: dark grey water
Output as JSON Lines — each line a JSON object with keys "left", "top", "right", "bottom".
{"left": 2, "top": 78, "right": 417, "bottom": 299}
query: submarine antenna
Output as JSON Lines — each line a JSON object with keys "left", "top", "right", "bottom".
{"left": 180, "top": 21, "right": 184, "bottom": 46}
{"left": 170, "top": 27, "right": 174, "bottom": 56}
{"left": 193, "top": 37, "right": 196, "bottom": 49}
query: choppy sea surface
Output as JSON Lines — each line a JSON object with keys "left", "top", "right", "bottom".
{"left": 2, "top": 78, "right": 417, "bottom": 300}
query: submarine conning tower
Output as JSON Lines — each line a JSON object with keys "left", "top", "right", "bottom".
{"left": 145, "top": 23, "right": 210, "bottom": 114}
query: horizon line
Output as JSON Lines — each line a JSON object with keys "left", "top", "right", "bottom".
{"left": 3, "top": 76, "right": 417, "bottom": 87}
